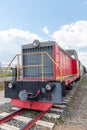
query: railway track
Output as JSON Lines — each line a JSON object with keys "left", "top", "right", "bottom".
{"left": 0, "top": 97, "right": 71, "bottom": 130}
{"left": 0, "top": 85, "right": 77, "bottom": 130}
{"left": 0, "top": 107, "right": 54, "bottom": 130}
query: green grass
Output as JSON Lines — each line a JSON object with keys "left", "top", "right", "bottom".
{"left": 0, "top": 74, "right": 12, "bottom": 77}
{"left": 0, "top": 82, "right": 4, "bottom": 91}
{"left": 57, "top": 116, "right": 65, "bottom": 124}
{"left": 0, "top": 70, "right": 12, "bottom": 77}
{"left": 77, "top": 75, "right": 87, "bottom": 87}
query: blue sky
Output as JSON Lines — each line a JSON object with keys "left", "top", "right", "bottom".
{"left": 0, "top": 0, "right": 87, "bottom": 66}
{"left": 0, "top": 0, "right": 87, "bottom": 33}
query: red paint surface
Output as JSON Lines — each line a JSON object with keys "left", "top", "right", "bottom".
{"left": 53, "top": 44, "right": 79, "bottom": 85}
{"left": 22, "top": 77, "right": 54, "bottom": 81}
{"left": 72, "top": 59, "right": 79, "bottom": 74}
{"left": 65, "top": 75, "right": 79, "bottom": 85}
{"left": 11, "top": 99, "right": 53, "bottom": 111}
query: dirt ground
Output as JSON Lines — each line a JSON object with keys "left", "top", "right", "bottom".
{"left": 54, "top": 73, "right": 87, "bottom": 130}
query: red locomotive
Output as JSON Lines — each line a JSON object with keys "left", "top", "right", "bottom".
{"left": 5, "top": 40, "right": 81, "bottom": 111}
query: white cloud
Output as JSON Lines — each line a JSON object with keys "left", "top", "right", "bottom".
{"left": 0, "top": 22, "right": 87, "bottom": 68}
{"left": 0, "top": 28, "right": 42, "bottom": 64}
{"left": 42, "top": 27, "right": 49, "bottom": 34}
{"left": 52, "top": 20, "right": 87, "bottom": 67}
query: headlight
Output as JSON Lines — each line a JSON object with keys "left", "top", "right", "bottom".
{"left": 45, "top": 84, "right": 51, "bottom": 91}
{"left": 45, "top": 83, "right": 56, "bottom": 91}
{"left": 8, "top": 83, "right": 13, "bottom": 88}
{"left": 33, "top": 40, "right": 40, "bottom": 47}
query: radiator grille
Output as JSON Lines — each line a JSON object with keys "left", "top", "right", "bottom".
{"left": 22, "top": 46, "right": 54, "bottom": 78}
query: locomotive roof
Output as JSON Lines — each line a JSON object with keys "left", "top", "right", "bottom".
{"left": 22, "top": 40, "right": 77, "bottom": 59}
{"left": 22, "top": 41, "right": 56, "bottom": 48}
{"left": 65, "top": 49, "right": 78, "bottom": 59}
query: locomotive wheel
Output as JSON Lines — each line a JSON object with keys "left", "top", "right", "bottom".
{"left": 66, "top": 83, "right": 73, "bottom": 90}
{"left": 77, "top": 76, "right": 80, "bottom": 81}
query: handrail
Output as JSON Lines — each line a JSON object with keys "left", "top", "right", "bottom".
{"left": 4, "top": 54, "right": 18, "bottom": 81}
{"left": 4, "top": 51, "right": 63, "bottom": 82}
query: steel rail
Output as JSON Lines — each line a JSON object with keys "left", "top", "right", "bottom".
{"left": 20, "top": 103, "right": 53, "bottom": 130}
{"left": 0, "top": 104, "right": 53, "bottom": 129}
{"left": 0, "top": 108, "right": 23, "bottom": 124}
{"left": 20, "top": 111, "right": 46, "bottom": 130}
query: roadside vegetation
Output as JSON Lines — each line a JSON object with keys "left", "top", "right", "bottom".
{"left": 0, "top": 70, "right": 11, "bottom": 91}
{"left": 0, "top": 82, "right": 4, "bottom": 90}
{"left": 0, "top": 70, "right": 12, "bottom": 77}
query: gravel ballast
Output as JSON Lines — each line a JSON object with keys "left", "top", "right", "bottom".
{"left": 56, "top": 74, "right": 87, "bottom": 130}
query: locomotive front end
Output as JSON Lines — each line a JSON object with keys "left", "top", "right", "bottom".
{"left": 5, "top": 40, "right": 63, "bottom": 111}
